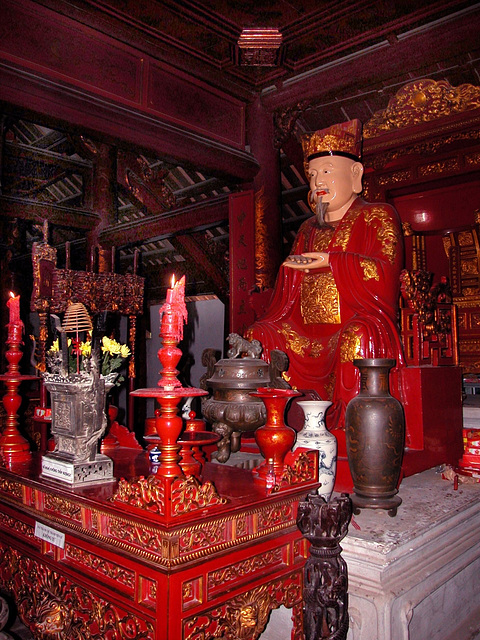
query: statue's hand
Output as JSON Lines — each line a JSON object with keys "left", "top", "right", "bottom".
{"left": 284, "top": 252, "right": 329, "bottom": 272}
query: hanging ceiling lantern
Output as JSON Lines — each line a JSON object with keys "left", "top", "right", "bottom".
{"left": 236, "top": 28, "right": 283, "bottom": 67}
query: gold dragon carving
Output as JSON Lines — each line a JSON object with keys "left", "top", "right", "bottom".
{"left": 364, "top": 79, "right": 480, "bottom": 137}
{"left": 278, "top": 323, "right": 323, "bottom": 357}
{"left": 112, "top": 474, "right": 226, "bottom": 516}
{"left": 171, "top": 476, "right": 227, "bottom": 515}
{"left": 112, "top": 474, "right": 166, "bottom": 514}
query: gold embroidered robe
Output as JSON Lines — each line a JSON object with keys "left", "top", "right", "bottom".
{"left": 247, "top": 197, "right": 405, "bottom": 438}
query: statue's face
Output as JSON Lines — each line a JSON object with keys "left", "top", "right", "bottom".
{"left": 308, "top": 156, "right": 363, "bottom": 213}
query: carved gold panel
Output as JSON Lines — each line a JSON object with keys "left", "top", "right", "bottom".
{"left": 183, "top": 571, "right": 303, "bottom": 640}
{"left": 301, "top": 272, "right": 341, "bottom": 324}
{"left": 471, "top": 313, "right": 480, "bottom": 329}
{"left": 364, "top": 79, "right": 480, "bottom": 137}
{"left": 461, "top": 258, "right": 479, "bottom": 275}
{"left": 207, "top": 547, "right": 285, "bottom": 597}
{"left": 418, "top": 157, "right": 459, "bottom": 176}
{"left": 0, "top": 544, "right": 155, "bottom": 639}
{"left": 182, "top": 577, "right": 203, "bottom": 611}
{"left": 378, "top": 170, "right": 412, "bottom": 185}
{"left": 458, "top": 231, "right": 475, "bottom": 246}
{"left": 466, "top": 152, "right": 480, "bottom": 166}
{"left": 64, "top": 543, "right": 135, "bottom": 591}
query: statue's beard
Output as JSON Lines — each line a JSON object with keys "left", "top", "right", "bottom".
{"left": 310, "top": 193, "right": 331, "bottom": 228}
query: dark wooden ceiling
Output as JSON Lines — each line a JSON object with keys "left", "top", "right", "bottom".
{"left": 58, "top": 0, "right": 480, "bottom": 98}
{"left": 1, "top": 0, "right": 480, "bottom": 303}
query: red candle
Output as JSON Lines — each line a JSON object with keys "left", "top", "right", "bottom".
{"left": 172, "top": 275, "right": 185, "bottom": 307}
{"left": 166, "top": 274, "right": 175, "bottom": 304}
{"left": 159, "top": 275, "right": 188, "bottom": 342}
{"left": 7, "top": 293, "right": 20, "bottom": 323}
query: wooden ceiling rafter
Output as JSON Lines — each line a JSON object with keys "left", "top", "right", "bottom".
{"left": 98, "top": 194, "right": 230, "bottom": 248}
{"left": 0, "top": 195, "right": 99, "bottom": 230}
{"left": 170, "top": 233, "right": 228, "bottom": 301}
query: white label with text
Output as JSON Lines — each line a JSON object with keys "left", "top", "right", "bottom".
{"left": 35, "top": 521, "right": 65, "bottom": 549}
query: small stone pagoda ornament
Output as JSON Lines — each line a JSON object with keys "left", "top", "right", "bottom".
{"left": 41, "top": 303, "right": 115, "bottom": 485}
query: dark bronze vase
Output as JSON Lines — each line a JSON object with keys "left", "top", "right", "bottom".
{"left": 345, "top": 358, "right": 405, "bottom": 517}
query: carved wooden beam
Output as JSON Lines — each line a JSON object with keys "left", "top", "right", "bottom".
{"left": 0, "top": 195, "right": 99, "bottom": 229}
{"left": 117, "top": 150, "right": 176, "bottom": 214}
{"left": 99, "top": 195, "right": 229, "bottom": 247}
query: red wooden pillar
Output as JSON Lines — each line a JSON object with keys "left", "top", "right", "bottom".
{"left": 86, "top": 141, "right": 117, "bottom": 267}
{"left": 229, "top": 191, "right": 256, "bottom": 335}
{"left": 246, "top": 98, "right": 283, "bottom": 292}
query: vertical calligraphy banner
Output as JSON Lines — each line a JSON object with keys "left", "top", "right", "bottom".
{"left": 229, "top": 190, "right": 256, "bottom": 335}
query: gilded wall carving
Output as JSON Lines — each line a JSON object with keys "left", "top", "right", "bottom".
{"left": 364, "top": 79, "right": 480, "bottom": 137}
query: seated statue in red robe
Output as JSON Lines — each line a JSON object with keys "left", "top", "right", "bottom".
{"left": 247, "top": 119, "right": 406, "bottom": 434}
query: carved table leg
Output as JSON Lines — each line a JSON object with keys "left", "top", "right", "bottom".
{"left": 297, "top": 493, "right": 352, "bottom": 640}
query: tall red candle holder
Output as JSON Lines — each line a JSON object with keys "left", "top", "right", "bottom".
{"left": 0, "top": 321, "right": 36, "bottom": 467}
{"left": 131, "top": 276, "right": 207, "bottom": 477}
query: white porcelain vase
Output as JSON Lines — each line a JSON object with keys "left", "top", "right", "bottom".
{"left": 295, "top": 400, "right": 337, "bottom": 501}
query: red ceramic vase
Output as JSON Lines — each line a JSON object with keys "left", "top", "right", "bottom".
{"left": 250, "top": 387, "right": 301, "bottom": 478}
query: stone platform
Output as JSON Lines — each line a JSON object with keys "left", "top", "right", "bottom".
{"left": 262, "top": 466, "right": 480, "bottom": 640}
{"left": 343, "top": 467, "right": 480, "bottom": 640}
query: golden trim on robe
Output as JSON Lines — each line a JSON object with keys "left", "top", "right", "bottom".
{"left": 364, "top": 206, "right": 400, "bottom": 264}
{"left": 340, "top": 325, "right": 363, "bottom": 363}
{"left": 279, "top": 323, "right": 310, "bottom": 357}
{"left": 278, "top": 323, "right": 324, "bottom": 357}
{"left": 301, "top": 273, "right": 341, "bottom": 324}
{"left": 360, "top": 257, "right": 379, "bottom": 281}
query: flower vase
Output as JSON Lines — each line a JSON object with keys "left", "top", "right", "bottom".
{"left": 295, "top": 400, "right": 336, "bottom": 501}
{"left": 345, "top": 358, "right": 405, "bottom": 517}
{"left": 250, "top": 387, "right": 300, "bottom": 481}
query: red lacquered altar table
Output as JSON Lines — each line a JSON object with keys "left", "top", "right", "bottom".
{"left": 0, "top": 449, "right": 318, "bottom": 639}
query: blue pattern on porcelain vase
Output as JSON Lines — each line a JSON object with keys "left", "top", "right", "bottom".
{"left": 294, "top": 400, "right": 337, "bottom": 501}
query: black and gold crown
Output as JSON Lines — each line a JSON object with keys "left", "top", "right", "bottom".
{"left": 302, "top": 119, "right": 362, "bottom": 171}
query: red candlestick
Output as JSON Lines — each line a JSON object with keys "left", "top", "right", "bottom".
{"left": 130, "top": 272, "right": 207, "bottom": 478}
{"left": 166, "top": 274, "right": 175, "bottom": 303}
{"left": 0, "top": 296, "right": 33, "bottom": 467}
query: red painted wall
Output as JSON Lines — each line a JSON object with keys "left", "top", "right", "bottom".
{"left": 393, "top": 180, "right": 480, "bottom": 279}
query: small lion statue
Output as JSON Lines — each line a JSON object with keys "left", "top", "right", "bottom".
{"left": 227, "top": 333, "right": 262, "bottom": 359}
